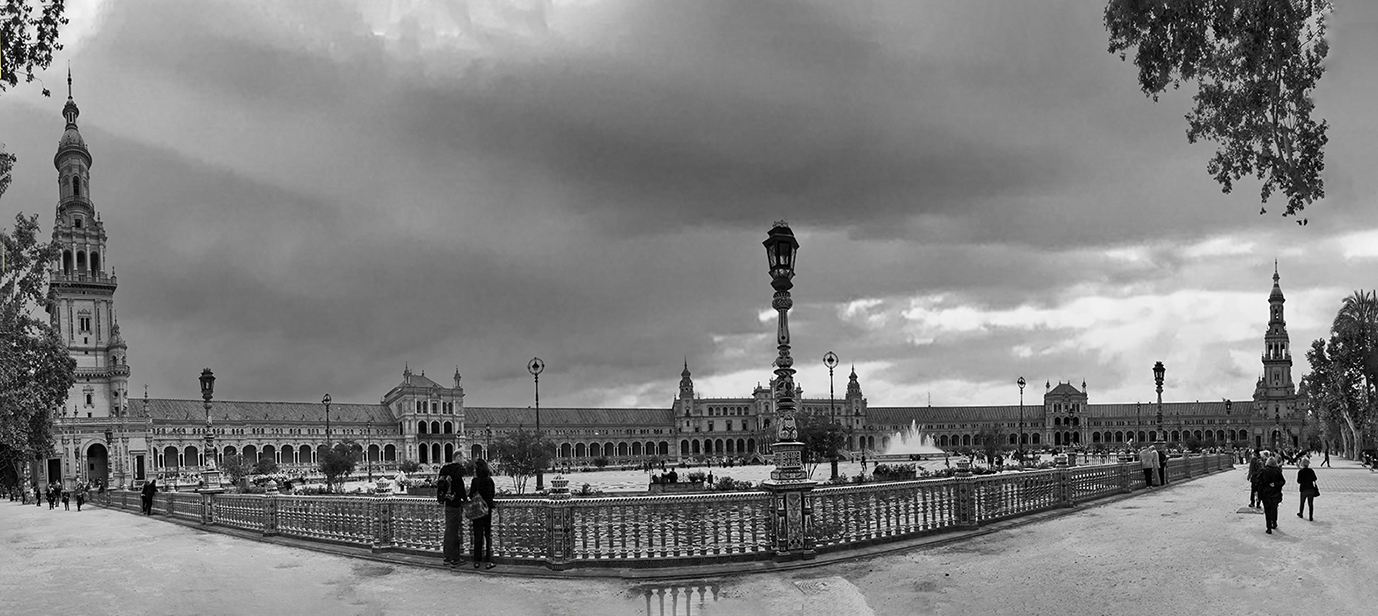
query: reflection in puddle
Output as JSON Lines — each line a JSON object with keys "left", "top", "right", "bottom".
{"left": 630, "top": 582, "right": 722, "bottom": 616}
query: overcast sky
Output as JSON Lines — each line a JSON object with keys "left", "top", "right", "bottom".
{"left": 3, "top": 0, "right": 1377, "bottom": 411}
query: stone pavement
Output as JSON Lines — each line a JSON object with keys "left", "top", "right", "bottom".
{"left": 5, "top": 459, "right": 1376, "bottom": 615}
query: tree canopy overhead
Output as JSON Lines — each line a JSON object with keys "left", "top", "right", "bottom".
{"left": 1106, "top": 0, "right": 1332, "bottom": 219}
{"left": 1, "top": 0, "right": 68, "bottom": 97}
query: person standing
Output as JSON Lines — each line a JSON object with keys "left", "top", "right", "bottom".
{"left": 1247, "top": 451, "right": 1264, "bottom": 508}
{"left": 60, "top": 484, "right": 70, "bottom": 510}
{"left": 1157, "top": 447, "right": 1169, "bottom": 486}
{"left": 1254, "top": 456, "right": 1286, "bottom": 534}
{"left": 74, "top": 482, "right": 87, "bottom": 512}
{"left": 1296, "top": 457, "right": 1318, "bottom": 521}
{"left": 436, "top": 461, "right": 468, "bottom": 568}
{"left": 34, "top": 483, "right": 42, "bottom": 508}
{"left": 469, "top": 458, "right": 497, "bottom": 570}
{"left": 1139, "top": 445, "right": 1157, "bottom": 487}
{"left": 140, "top": 479, "right": 157, "bottom": 515}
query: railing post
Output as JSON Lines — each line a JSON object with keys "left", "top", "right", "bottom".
{"left": 201, "top": 492, "right": 215, "bottom": 525}
{"left": 1116, "top": 455, "right": 1132, "bottom": 493}
{"left": 371, "top": 494, "right": 391, "bottom": 553}
{"left": 1182, "top": 453, "right": 1192, "bottom": 479}
{"left": 263, "top": 480, "right": 279, "bottom": 537}
{"left": 762, "top": 442, "right": 818, "bottom": 562}
{"left": 547, "top": 480, "right": 574, "bottom": 570}
{"left": 1054, "top": 454, "right": 1072, "bottom": 507}
{"left": 953, "top": 459, "right": 978, "bottom": 528}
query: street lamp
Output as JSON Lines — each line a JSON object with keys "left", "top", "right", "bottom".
{"left": 1153, "top": 361, "right": 1165, "bottom": 448}
{"left": 527, "top": 357, "right": 545, "bottom": 491}
{"left": 366, "top": 419, "right": 373, "bottom": 481}
{"left": 103, "top": 427, "right": 112, "bottom": 489}
{"left": 763, "top": 221, "right": 806, "bottom": 483}
{"left": 823, "top": 351, "right": 840, "bottom": 479}
{"left": 198, "top": 368, "right": 223, "bottom": 493}
{"left": 322, "top": 393, "right": 332, "bottom": 447}
{"left": 1017, "top": 376, "right": 1026, "bottom": 465}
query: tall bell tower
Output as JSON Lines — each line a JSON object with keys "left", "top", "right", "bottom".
{"left": 1252, "top": 261, "right": 1297, "bottom": 448}
{"left": 47, "top": 70, "right": 130, "bottom": 425}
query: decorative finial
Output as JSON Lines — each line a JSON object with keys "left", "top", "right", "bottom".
{"left": 773, "top": 219, "right": 789, "bottom": 228}
{"left": 67, "top": 63, "right": 72, "bottom": 99}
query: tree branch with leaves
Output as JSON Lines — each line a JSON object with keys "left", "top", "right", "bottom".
{"left": 1106, "top": 0, "right": 1332, "bottom": 219}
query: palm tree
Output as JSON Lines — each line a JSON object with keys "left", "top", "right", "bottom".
{"left": 1331, "top": 290, "right": 1378, "bottom": 454}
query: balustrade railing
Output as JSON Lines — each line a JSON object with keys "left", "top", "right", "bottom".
{"left": 92, "top": 454, "right": 1232, "bottom": 570}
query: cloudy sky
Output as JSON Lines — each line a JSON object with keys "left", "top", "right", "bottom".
{"left": 2, "top": 0, "right": 1377, "bottom": 411}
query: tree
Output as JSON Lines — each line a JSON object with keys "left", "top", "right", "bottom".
{"left": 976, "top": 424, "right": 1007, "bottom": 464}
{"left": 398, "top": 459, "right": 421, "bottom": 474}
{"left": 219, "top": 454, "right": 251, "bottom": 489}
{"left": 1, "top": 0, "right": 68, "bottom": 97}
{"left": 490, "top": 428, "right": 555, "bottom": 494}
{"left": 1, "top": 212, "right": 75, "bottom": 486}
{"left": 318, "top": 442, "right": 359, "bottom": 493}
{"left": 250, "top": 457, "right": 278, "bottom": 476}
{"left": 797, "top": 413, "right": 847, "bottom": 479}
{"left": 1105, "top": 0, "right": 1332, "bottom": 218}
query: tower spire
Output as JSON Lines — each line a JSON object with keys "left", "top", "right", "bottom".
{"left": 67, "top": 63, "right": 72, "bottom": 99}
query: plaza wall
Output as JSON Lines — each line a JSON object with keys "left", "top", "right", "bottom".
{"left": 93, "top": 454, "right": 1234, "bottom": 571}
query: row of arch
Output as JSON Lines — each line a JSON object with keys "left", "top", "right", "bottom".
{"left": 416, "top": 421, "right": 455, "bottom": 435}
{"left": 60, "top": 249, "right": 100, "bottom": 276}
{"left": 155, "top": 443, "right": 398, "bottom": 469}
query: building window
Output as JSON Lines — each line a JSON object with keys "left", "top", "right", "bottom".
{"left": 85, "top": 393, "right": 93, "bottom": 405}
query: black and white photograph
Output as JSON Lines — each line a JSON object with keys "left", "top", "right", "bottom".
{"left": 3, "top": 1, "right": 1378, "bottom": 614}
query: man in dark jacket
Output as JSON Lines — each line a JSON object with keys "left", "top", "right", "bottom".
{"left": 436, "top": 462, "right": 468, "bottom": 568}
{"left": 1253, "top": 456, "right": 1286, "bottom": 534}
{"left": 1247, "top": 451, "right": 1263, "bottom": 508}
{"left": 141, "top": 479, "right": 158, "bottom": 515}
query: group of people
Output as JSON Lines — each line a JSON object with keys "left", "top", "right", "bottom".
{"left": 436, "top": 459, "right": 498, "bottom": 570}
{"left": 1136, "top": 445, "right": 1170, "bottom": 487}
{"left": 1246, "top": 450, "right": 1320, "bottom": 534}
{"left": 18, "top": 481, "right": 96, "bottom": 511}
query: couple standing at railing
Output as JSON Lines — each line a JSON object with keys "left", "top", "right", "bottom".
{"left": 437, "top": 459, "right": 497, "bottom": 570}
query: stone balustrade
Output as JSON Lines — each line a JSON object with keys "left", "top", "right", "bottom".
{"left": 93, "top": 454, "right": 1232, "bottom": 571}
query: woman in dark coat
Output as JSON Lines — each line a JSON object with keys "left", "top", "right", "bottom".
{"left": 468, "top": 458, "right": 497, "bottom": 570}
{"left": 1296, "top": 457, "right": 1318, "bottom": 521}
{"left": 1246, "top": 451, "right": 1263, "bottom": 508}
{"left": 1254, "top": 456, "right": 1286, "bottom": 534}
{"left": 141, "top": 479, "right": 157, "bottom": 515}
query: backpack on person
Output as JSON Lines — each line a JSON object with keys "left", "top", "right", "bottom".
{"left": 436, "top": 475, "right": 453, "bottom": 503}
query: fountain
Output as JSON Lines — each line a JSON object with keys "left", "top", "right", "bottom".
{"left": 878, "top": 420, "right": 946, "bottom": 461}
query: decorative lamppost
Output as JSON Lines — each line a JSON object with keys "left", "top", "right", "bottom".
{"left": 103, "top": 427, "right": 113, "bottom": 490}
{"left": 322, "top": 393, "right": 332, "bottom": 447}
{"left": 761, "top": 220, "right": 814, "bottom": 560}
{"left": 485, "top": 424, "right": 493, "bottom": 460}
{"left": 527, "top": 357, "right": 545, "bottom": 491}
{"left": 198, "top": 368, "right": 223, "bottom": 493}
{"left": 366, "top": 419, "right": 373, "bottom": 481}
{"left": 1017, "top": 376, "right": 1026, "bottom": 465}
{"left": 1153, "top": 361, "right": 1166, "bottom": 449}
{"left": 823, "top": 351, "right": 839, "bottom": 480}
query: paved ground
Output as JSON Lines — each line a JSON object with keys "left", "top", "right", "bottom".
{"left": 5, "top": 459, "right": 1376, "bottom": 615}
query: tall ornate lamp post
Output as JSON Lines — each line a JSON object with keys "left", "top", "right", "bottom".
{"left": 761, "top": 220, "right": 814, "bottom": 560}
{"left": 527, "top": 357, "right": 545, "bottom": 491}
{"left": 485, "top": 424, "right": 493, "bottom": 460}
{"left": 1017, "top": 376, "right": 1026, "bottom": 465}
{"left": 198, "top": 368, "right": 223, "bottom": 493}
{"left": 823, "top": 351, "right": 840, "bottom": 480}
{"left": 322, "top": 393, "right": 332, "bottom": 447}
{"left": 103, "top": 427, "right": 113, "bottom": 490}
{"left": 1153, "top": 361, "right": 1166, "bottom": 449}
{"left": 366, "top": 419, "right": 373, "bottom": 481}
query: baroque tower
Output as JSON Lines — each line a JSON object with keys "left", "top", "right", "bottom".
{"left": 1253, "top": 262, "right": 1298, "bottom": 447}
{"left": 48, "top": 71, "right": 130, "bottom": 422}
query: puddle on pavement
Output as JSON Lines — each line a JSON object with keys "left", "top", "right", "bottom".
{"left": 352, "top": 563, "right": 396, "bottom": 578}
{"left": 626, "top": 580, "right": 765, "bottom": 616}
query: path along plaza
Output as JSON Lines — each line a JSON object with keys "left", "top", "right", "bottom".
{"left": 5, "top": 459, "right": 1376, "bottom": 616}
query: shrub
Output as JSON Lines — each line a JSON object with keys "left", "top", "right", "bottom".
{"left": 687, "top": 471, "right": 707, "bottom": 483}
{"left": 399, "top": 459, "right": 421, "bottom": 474}
{"left": 871, "top": 463, "right": 917, "bottom": 481}
{"left": 593, "top": 456, "right": 610, "bottom": 469}
{"left": 712, "top": 476, "right": 755, "bottom": 491}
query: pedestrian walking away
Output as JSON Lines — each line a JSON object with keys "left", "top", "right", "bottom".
{"left": 1157, "top": 447, "right": 1168, "bottom": 486}
{"left": 469, "top": 459, "right": 497, "bottom": 570}
{"left": 1247, "top": 451, "right": 1263, "bottom": 508}
{"left": 1296, "top": 457, "right": 1319, "bottom": 521}
{"left": 75, "top": 483, "right": 87, "bottom": 511}
{"left": 1254, "top": 455, "right": 1286, "bottom": 534}
{"left": 436, "top": 461, "right": 468, "bottom": 568}
{"left": 1322, "top": 446, "right": 1331, "bottom": 468}
{"left": 141, "top": 479, "right": 158, "bottom": 515}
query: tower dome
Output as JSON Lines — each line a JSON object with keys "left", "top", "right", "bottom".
{"left": 54, "top": 69, "right": 91, "bottom": 169}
